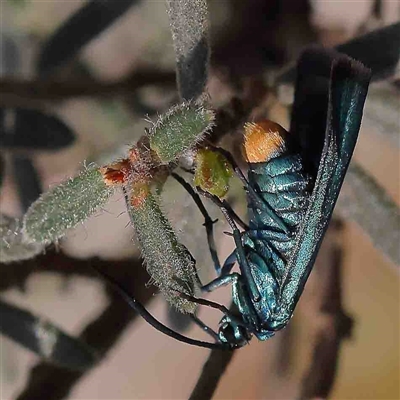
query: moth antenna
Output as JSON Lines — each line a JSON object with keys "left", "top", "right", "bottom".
{"left": 92, "top": 266, "right": 231, "bottom": 350}
{"left": 116, "top": 211, "right": 126, "bottom": 219}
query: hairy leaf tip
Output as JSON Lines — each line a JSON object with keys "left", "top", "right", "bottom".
{"left": 22, "top": 166, "right": 114, "bottom": 245}
{"left": 0, "top": 215, "right": 43, "bottom": 263}
{"left": 166, "top": 0, "right": 210, "bottom": 100}
{"left": 166, "top": 0, "right": 208, "bottom": 61}
{"left": 148, "top": 101, "right": 215, "bottom": 163}
{"left": 129, "top": 188, "right": 198, "bottom": 313}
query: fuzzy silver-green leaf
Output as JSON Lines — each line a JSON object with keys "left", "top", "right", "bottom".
{"left": 148, "top": 101, "right": 214, "bottom": 163}
{"left": 0, "top": 215, "right": 43, "bottom": 263}
{"left": 23, "top": 166, "right": 114, "bottom": 245}
{"left": 166, "top": 0, "right": 210, "bottom": 100}
{"left": 128, "top": 190, "right": 198, "bottom": 313}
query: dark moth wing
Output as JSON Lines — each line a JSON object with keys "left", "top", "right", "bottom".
{"left": 279, "top": 53, "right": 371, "bottom": 315}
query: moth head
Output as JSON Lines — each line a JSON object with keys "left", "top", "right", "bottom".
{"left": 218, "top": 316, "right": 251, "bottom": 348}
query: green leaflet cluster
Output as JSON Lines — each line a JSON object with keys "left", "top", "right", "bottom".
{"left": 17, "top": 101, "right": 219, "bottom": 313}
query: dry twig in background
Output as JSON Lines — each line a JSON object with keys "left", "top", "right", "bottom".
{"left": 0, "top": 71, "right": 176, "bottom": 107}
{"left": 0, "top": 251, "right": 155, "bottom": 400}
{"left": 338, "top": 163, "right": 400, "bottom": 266}
{"left": 189, "top": 303, "right": 238, "bottom": 400}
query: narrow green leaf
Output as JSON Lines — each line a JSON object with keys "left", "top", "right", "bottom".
{"left": 37, "top": 0, "right": 140, "bottom": 76}
{"left": 0, "top": 215, "right": 43, "bottom": 263}
{"left": 166, "top": 0, "right": 210, "bottom": 100}
{"left": 23, "top": 166, "right": 114, "bottom": 245}
{"left": 0, "top": 108, "right": 75, "bottom": 150}
{"left": 148, "top": 101, "right": 214, "bottom": 163}
{"left": 12, "top": 155, "right": 42, "bottom": 212}
{"left": 128, "top": 186, "right": 198, "bottom": 313}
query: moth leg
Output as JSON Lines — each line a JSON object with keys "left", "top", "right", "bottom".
{"left": 198, "top": 273, "right": 250, "bottom": 325}
{"left": 196, "top": 186, "right": 248, "bottom": 230}
{"left": 230, "top": 273, "right": 261, "bottom": 331}
{"left": 171, "top": 172, "right": 221, "bottom": 273}
{"left": 221, "top": 250, "right": 237, "bottom": 276}
{"left": 196, "top": 185, "right": 261, "bottom": 302}
{"left": 201, "top": 271, "right": 240, "bottom": 292}
{"left": 92, "top": 266, "right": 229, "bottom": 350}
{"left": 220, "top": 206, "right": 261, "bottom": 303}
{"left": 200, "top": 272, "right": 260, "bottom": 336}
{"left": 177, "top": 289, "right": 245, "bottom": 327}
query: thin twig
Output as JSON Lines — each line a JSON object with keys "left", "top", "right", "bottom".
{"left": 362, "top": 82, "right": 400, "bottom": 148}
{"left": 338, "top": 162, "right": 400, "bottom": 266}
{"left": 0, "top": 70, "right": 176, "bottom": 107}
{"left": 188, "top": 303, "right": 237, "bottom": 400}
{"left": 0, "top": 249, "right": 141, "bottom": 293}
{"left": 11, "top": 253, "right": 154, "bottom": 400}
{"left": 189, "top": 348, "right": 235, "bottom": 400}
{"left": 16, "top": 285, "right": 152, "bottom": 400}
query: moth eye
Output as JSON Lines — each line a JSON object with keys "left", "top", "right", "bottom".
{"left": 242, "top": 120, "right": 289, "bottom": 163}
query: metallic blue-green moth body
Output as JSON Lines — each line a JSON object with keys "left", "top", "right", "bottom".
{"left": 202, "top": 52, "right": 372, "bottom": 346}
{"left": 242, "top": 153, "right": 311, "bottom": 338}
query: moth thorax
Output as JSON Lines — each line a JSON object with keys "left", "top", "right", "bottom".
{"left": 243, "top": 120, "right": 289, "bottom": 163}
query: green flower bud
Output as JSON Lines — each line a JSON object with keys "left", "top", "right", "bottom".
{"left": 194, "top": 148, "right": 232, "bottom": 198}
